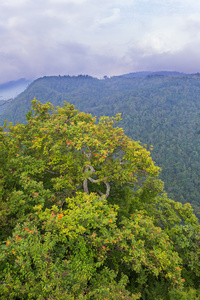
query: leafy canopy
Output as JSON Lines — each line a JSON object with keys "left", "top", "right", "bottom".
{"left": 0, "top": 100, "right": 200, "bottom": 299}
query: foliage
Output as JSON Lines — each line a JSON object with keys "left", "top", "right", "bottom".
{"left": 0, "top": 100, "right": 200, "bottom": 299}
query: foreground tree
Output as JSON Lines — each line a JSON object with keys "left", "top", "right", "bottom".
{"left": 0, "top": 99, "right": 161, "bottom": 236}
{"left": 0, "top": 100, "right": 200, "bottom": 299}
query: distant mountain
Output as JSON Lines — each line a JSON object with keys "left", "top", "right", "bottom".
{"left": 0, "top": 78, "right": 31, "bottom": 98}
{"left": 0, "top": 78, "right": 31, "bottom": 114}
{"left": 1, "top": 72, "right": 200, "bottom": 217}
{"left": 120, "top": 71, "right": 187, "bottom": 78}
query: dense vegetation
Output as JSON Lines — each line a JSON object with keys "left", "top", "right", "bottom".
{"left": 0, "top": 100, "right": 200, "bottom": 299}
{"left": 1, "top": 73, "right": 200, "bottom": 217}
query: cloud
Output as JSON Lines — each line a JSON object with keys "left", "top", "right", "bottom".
{"left": 125, "top": 41, "right": 200, "bottom": 74}
{"left": 0, "top": 0, "right": 200, "bottom": 83}
{"left": 96, "top": 8, "right": 121, "bottom": 27}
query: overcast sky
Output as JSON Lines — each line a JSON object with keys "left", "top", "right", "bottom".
{"left": 1, "top": 0, "right": 200, "bottom": 83}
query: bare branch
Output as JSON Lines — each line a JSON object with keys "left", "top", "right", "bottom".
{"left": 83, "top": 178, "right": 89, "bottom": 194}
{"left": 98, "top": 181, "right": 110, "bottom": 200}
{"left": 82, "top": 147, "right": 92, "bottom": 159}
{"left": 83, "top": 164, "right": 110, "bottom": 199}
{"left": 88, "top": 177, "right": 102, "bottom": 183}
{"left": 44, "top": 168, "right": 61, "bottom": 175}
{"left": 0, "top": 98, "right": 14, "bottom": 106}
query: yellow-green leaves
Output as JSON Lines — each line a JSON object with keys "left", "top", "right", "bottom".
{"left": 5, "top": 99, "right": 162, "bottom": 203}
{"left": 1, "top": 99, "right": 200, "bottom": 298}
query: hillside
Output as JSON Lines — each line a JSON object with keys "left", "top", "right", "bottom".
{"left": 0, "top": 78, "right": 31, "bottom": 114}
{"left": 1, "top": 73, "right": 200, "bottom": 217}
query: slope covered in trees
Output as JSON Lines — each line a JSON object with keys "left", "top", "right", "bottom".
{"left": 0, "top": 100, "right": 200, "bottom": 299}
{"left": 1, "top": 74, "right": 200, "bottom": 217}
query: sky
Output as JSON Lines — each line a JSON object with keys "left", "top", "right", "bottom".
{"left": 1, "top": 0, "right": 200, "bottom": 83}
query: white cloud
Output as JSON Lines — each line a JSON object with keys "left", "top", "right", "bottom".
{"left": 0, "top": 0, "right": 200, "bottom": 83}
{"left": 96, "top": 8, "right": 121, "bottom": 26}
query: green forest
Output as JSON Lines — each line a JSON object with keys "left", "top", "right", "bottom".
{"left": 1, "top": 73, "right": 200, "bottom": 217}
{"left": 1, "top": 99, "right": 200, "bottom": 299}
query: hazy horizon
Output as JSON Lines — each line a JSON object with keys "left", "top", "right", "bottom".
{"left": 1, "top": 0, "right": 200, "bottom": 84}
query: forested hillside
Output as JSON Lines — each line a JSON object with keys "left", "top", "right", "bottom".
{"left": 1, "top": 73, "right": 200, "bottom": 217}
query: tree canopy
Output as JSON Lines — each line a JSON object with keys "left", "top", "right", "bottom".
{"left": 0, "top": 100, "right": 200, "bottom": 299}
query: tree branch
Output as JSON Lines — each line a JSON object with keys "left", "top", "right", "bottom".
{"left": 44, "top": 169, "right": 61, "bottom": 175}
{"left": 98, "top": 181, "right": 110, "bottom": 200}
{"left": 83, "top": 164, "right": 110, "bottom": 199}
{"left": 0, "top": 98, "right": 14, "bottom": 106}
